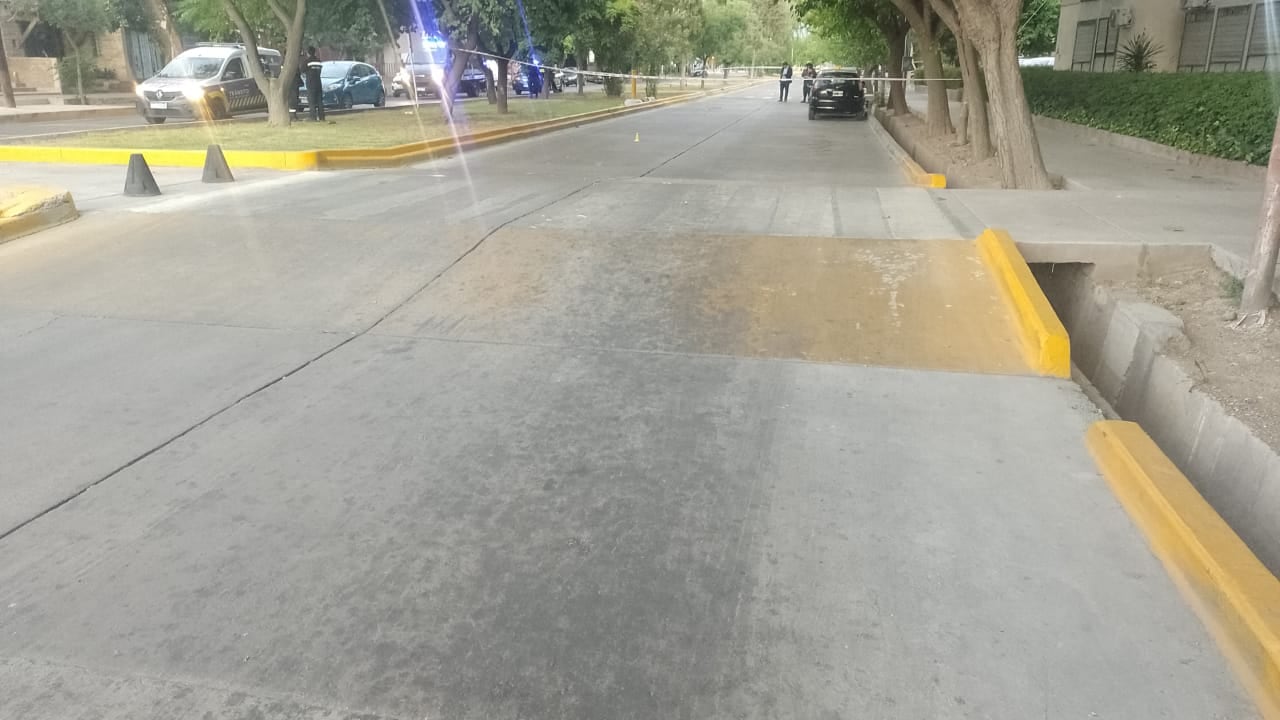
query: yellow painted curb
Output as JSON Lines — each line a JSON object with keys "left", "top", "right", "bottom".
{"left": 1086, "top": 420, "right": 1280, "bottom": 720}
{"left": 903, "top": 157, "right": 947, "bottom": 189}
{"left": 0, "top": 87, "right": 727, "bottom": 172}
{"left": 975, "top": 227, "right": 1069, "bottom": 377}
{"left": 0, "top": 186, "right": 79, "bottom": 244}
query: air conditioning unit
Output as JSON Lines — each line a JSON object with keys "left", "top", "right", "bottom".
{"left": 1182, "top": 0, "right": 1211, "bottom": 9}
{"left": 1111, "top": 7, "right": 1134, "bottom": 26}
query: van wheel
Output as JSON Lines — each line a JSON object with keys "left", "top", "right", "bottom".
{"left": 466, "top": 84, "right": 478, "bottom": 98}
{"left": 374, "top": 90, "right": 385, "bottom": 107}
{"left": 808, "top": 106, "right": 816, "bottom": 120}
{"left": 207, "top": 99, "right": 229, "bottom": 121}
{"left": 144, "top": 116, "right": 167, "bottom": 125}
{"left": 340, "top": 93, "right": 353, "bottom": 109}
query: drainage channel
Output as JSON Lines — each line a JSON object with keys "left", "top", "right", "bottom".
{"left": 1032, "top": 257, "right": 1280, "bottom": 576}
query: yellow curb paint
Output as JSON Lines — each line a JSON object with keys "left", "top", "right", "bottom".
{"left": 0, "top": 186, "right": 78, "bottom": 244}
{"left": 975, "top": 227, "right": 1069, "bottom": 378}
{"left": 1086, "top": 421, "right": 1280, "bottom": 720}
{"left": 899, "top": 154, "right": 946, "bottom": 189}
{"left": 0, "top": 88, "right": 719, "bottom": 172}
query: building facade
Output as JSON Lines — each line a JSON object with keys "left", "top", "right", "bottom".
{"left": 1055, "top": 0, "right": 1280, "bottom": 72}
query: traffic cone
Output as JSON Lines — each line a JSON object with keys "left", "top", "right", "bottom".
{"left": 202, "top": 144, "right": 235, "bottom": 183}
{"left": 123, "top": 153, "right": 161, "bottom": 197}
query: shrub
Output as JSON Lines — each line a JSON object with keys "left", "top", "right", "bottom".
{"left": 1021, "top": 67, "right": 1280, "bottom": 165}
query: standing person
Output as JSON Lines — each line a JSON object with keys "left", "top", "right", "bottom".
{"left": 801, "top": 63, "right": 816, "bottom": 102}
{"left": 304, "top": 46, "right": 325, "bottom": 122}
{"left": 779, "top": 63, "right": 792, "bottom": 102}
{"left": 527, "top": 64, "right": 543, "bottom": 98}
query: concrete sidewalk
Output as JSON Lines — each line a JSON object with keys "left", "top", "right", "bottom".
{"left": 0, "top": 102, "right": 135, "bottom": 124}
{"left": 903, "top": 88, "right": 1264, "bottom": 263}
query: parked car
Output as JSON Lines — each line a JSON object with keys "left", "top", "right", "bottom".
{"left": 808, "top": 69, "right": 867, "bottom": 121}
{"left": 562, "top": 66, "right": 579, "bottom": 87}
{"left": 134, "top": 43, "right": 282, "bottom": 124}
{"left": 299, "top": 61, "right": 385, "bottom": 109}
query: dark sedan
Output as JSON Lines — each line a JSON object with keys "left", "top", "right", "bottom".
{"left": 808, "top": 70, "right": 867, "bottom": 120}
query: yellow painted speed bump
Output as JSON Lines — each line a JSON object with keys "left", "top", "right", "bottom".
{"left": 1087, "top": 421, "right": 1280, "bottom": 720}
{"left": 975, "top": 228, "right": 1069, "bottom": 377}
{"left": 0, "top": 186, "right": 78, "bottom": 244}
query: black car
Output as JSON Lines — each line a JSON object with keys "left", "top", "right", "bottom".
{"left": 808, "top": 70, "right": 867, "bottom": 120}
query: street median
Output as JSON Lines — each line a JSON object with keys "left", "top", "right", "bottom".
{"left": 0, "top": 88, "right": 733, "bottom": 172}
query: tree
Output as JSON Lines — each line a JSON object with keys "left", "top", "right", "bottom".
{"left": 951, "top": 0, "right": 1051, "bottom": 188}
{"left": 12, "top": 0, "right": 152, "bottom": 103}
{"left": 885, "top": 0, "right": 950, "bottom": 135}
{"left": 1240, "top": 114, "right": 1280, "bottom": 321}
{"left": 927, "top": 0, "right": 989, "bottom": 158}
{"left": 1015, "top": 0, "right": 1056, "bottom": 57}
{"left": 0, "top": 24, "right": 15, "bottom": 107}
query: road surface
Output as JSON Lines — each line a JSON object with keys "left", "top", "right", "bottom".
{"left": 0, "top": 88, "right": 1260, "bottom": 719}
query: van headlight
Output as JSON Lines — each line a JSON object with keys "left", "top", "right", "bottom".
{"left": 429, "top": 66, "right": 443, "bottom": 84}
{"left": 182, "top": 84, "right": 205, "bottom": 101}
{"left": 134, "top": 84, "right": 146, "bottom": 98}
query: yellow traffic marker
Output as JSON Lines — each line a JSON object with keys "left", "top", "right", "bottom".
{"left": 634, "top": 132, "right": 640, "bottom": 143}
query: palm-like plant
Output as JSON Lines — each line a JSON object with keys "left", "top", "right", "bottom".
{"left": 1119, "top": 32, "right": 1164, "bottom": 72}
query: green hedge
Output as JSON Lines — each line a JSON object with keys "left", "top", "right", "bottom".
{"left": 1021, "top": 67, "right": 1279, "bottom": 165}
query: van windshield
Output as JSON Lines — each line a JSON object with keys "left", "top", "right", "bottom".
{"left": 156, "top": 55, "right": 224, "bottom": 80}
{"left": 404, "top": 48, "right": 448, "bottom": 66}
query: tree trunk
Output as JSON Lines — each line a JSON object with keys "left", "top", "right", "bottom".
{"left": 918, "top": 34, "right": 953, "bottom": 136}
{"left": 0, "top": 25, "right": 16, "bottom": 109}
{"left": 483, "top": 61, "right": 496, "bottom": 104}
{"left": 496, "top": 61, "right": 509, "bottom": 113}
{"left": 961, "top": 39, "right": 992, "bottom": 159}
{"left": 885, "top": 29, "right": 908, "bottom": 115}
{"left": 577, "top": 68, "right": 584, "bottom": 94}
{"left": 953, "top": 0, "right": 1050, "bottom": 188}
{"left": 979, "top": 33, "right": 1051, "bottom": 189}
{"left": 67, "top": 33, "right": 86, "bottom": 105}
{"left": 1240, "top": 114, "right": 1280, "bottom": 317}
{"left": 540, "top": 68, "right": 552, "bottom": 98}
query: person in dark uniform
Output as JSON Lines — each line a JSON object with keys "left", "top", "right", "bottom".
{"left": 801, "top": 63, "right": 816, "bottom": 102}
{"left": 304, "top": 46, "right": 325, "bottom": 121}
{"left": 527, "top": 64, "right": 543, "bottom": 98}
{"left": 779, "top": 63, "right": 792, "bottom": 102}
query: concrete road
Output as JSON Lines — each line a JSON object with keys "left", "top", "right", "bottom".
{"left": 0, "top": 89, "right": 1261, "bottom": 719}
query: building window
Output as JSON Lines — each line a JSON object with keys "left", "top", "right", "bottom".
{"left": 1180, "top": 8, "right": 1215, "bottom": 70}
{"left": 1210, "top": 5, "right": 1252, "bottom": 71}
{"left": 1247, "top": 2, "right": 1280, "bottom": 70}
{"left": 1072, "top": 20, "right": 1097, "bottom": 70}
{"left": 1091, "top": 17, "right": 1120, "bottom": 71}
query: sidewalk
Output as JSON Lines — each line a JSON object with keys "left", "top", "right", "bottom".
{"left": 902, "top": 89, "right": 1264, "bottom": 263}
{"left": 0, "top": 102, "right": 135, "bottom": 124}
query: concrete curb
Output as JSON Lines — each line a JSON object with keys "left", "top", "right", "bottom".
{"left": 0, "top": 186, "right": 79, "bottom": 244}
{"left": 0, "top": 106, "right": 136, "bottom": 124}
{"left": 1085, "top": 420, "right": 1280, "bottom": 720}
{"left": 0, "top": 87, "right": 740, "bottom": 172}
{"left": 975, "top": 228, "right": 1069, "bottom": 378}
{"left": 868, "top": 108, "right": 946, "bottom": 189}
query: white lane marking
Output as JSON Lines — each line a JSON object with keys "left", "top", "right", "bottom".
{"left": 126, "top": 171, "right": 343, "bottom": 214}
